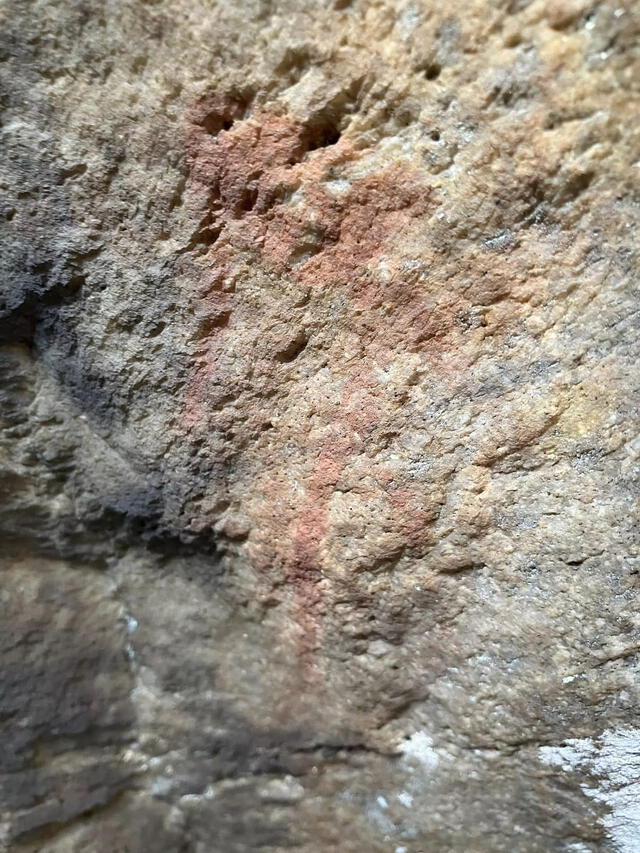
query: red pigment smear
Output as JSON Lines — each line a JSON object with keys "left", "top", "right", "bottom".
{"left": 181, "top": 93, "right": 456, "bottom": 431}
{"left": 289, "top": 430, "right": 359, "bottom": 673}
{"left": 180, "top": 93, "right": 448, "bottom": 668}
{"left": 288, "top": 365, "right": 386, "bottom": 674}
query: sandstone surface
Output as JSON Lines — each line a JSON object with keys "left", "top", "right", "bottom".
{"left": 1, "top": 0, "right": 640, "bottom": 850}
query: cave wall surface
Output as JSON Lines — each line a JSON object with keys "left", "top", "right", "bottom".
{"left": 1, "top": 0, "right": 640, "bottom": 850}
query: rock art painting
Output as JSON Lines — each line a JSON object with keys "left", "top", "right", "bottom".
{"left": 1, "top": 0, "right": 639, "bottom": 850}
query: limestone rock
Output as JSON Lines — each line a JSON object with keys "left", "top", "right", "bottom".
{"left": 1, "top": 0, "right": 639, "bottom": 850}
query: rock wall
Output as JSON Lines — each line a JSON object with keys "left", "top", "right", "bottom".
{"left": 1, "top": 0, "right": 639, "bottom": 850}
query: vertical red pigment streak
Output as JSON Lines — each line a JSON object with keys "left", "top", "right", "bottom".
{"left": 288, "top": 369, "right": 384, "bottom": 673}
{"left": 180, "top": 302, "right": 232, "bottom": 435}
{"left": 180, "top": 93, "right": 448, "bottom": 676}
{"left": 289, "top": 432, "right": 358, "bottom": 674}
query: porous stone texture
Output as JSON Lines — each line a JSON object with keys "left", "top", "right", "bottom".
{"left": 1, "top": 0, "right": 639, "bottom": 850}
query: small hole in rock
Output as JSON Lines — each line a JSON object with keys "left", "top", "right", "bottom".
{"left": 293, "top": 115, "right": 344, "bottom": 162}
{"left": 424, "top": 63, "right": 442, "bottom": 81}
{"left": 430, "top": 130, "right": 441, "bottom": 141}
{"left": 147, "top": 321, "right": 166, "bottom": 338}
{"left": 308, "top": 123, "right": 341, "bottom": 152}
{"left": 200, "top": 102, "right": 247, "bottom": 137}
{"left": 275, "top": 333, "right": 308, "bottom": 363}
{"left": 237, "top": 185, "right": 258, "bottom": 213}
{"left": 192, "top": 223, "right": 222, "bottom": 248}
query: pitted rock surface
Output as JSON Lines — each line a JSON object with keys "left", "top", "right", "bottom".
{"left": 1, "top": 1, "right": 639, "bottom": 851}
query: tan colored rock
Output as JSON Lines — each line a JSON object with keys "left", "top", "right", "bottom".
{"left": 1, "top": 0, "right": 639, "bottom": 850}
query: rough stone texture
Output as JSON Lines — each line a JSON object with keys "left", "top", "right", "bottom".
{"left": 1, "top": 0, "right": 639, "bottom": 850}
